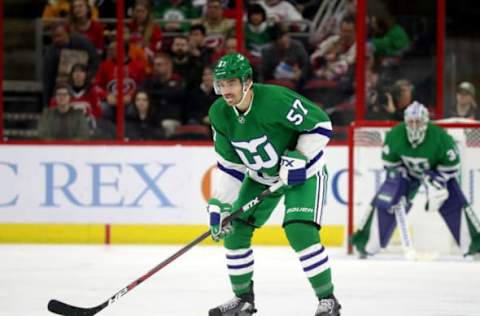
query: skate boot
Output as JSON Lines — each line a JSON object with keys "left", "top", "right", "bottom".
{"left": 208, "top": 292, "right": 256, "bottom": 316}
{"left": 315, "top": 295, "right": 341, "bottom": 316}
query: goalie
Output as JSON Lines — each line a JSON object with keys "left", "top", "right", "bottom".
{"left": 352, "top": 101, "right": 480, "bottom": 258}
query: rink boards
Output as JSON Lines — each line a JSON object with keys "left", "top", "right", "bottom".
{"left": 4, "top": 143, "right": 476, "bottom": 246}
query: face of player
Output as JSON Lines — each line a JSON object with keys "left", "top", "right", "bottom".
{"left": 217, "top": 78, "right": 244, "bottom": 106}
{"left": 406, "top": 118, "right": 425, "bottom": 131}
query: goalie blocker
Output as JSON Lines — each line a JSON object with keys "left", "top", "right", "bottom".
{"left": 351, "top": 170, "right": 480, "bottom": 257}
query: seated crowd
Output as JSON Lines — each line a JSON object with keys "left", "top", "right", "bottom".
{"left": 39, "top": 0, "right": 478, "bottom": 141}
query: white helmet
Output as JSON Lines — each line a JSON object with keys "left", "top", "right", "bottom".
{"left": 404, "top": 101, "right": 429, "bottom": 147}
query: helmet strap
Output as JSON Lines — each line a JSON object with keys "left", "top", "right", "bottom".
{"left": 233, "top": 80, "right": 253, "bottom": 110}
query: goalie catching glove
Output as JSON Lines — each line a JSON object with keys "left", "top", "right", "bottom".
{"left": 279, "top": 150, "right": 307, "bottom": 186}
{"left": 424, "top": 170, "right": 449, "bottom": 212}
{"left": 207, "top": 198, "right": 233, "bottom": 241}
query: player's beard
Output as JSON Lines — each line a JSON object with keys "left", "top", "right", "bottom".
{"left": 223, "top": 93, "right": 240, "bottom": 106}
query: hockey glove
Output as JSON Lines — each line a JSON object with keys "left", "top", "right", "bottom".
{"left": 425, "top": 170, "right": 448, "bottom": 190}
{"left": 279, "top": 150, "right": 307, "bottom": 186}
{"left": 385, "top": 165, "right": 410, "bottom": 180}
{"left": 424, "top": 170, "right": 449, "bottom": 212}
{"left": 207, "top": 198, "right": 233, "bottom": 242}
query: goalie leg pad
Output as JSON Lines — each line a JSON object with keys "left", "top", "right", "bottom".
{"left": 437, "top": 179, "right": 480, "bottom": 255}
{"left": 353, "top": 173, "right": 414, "bottom": 255}
{"left": 372, "top": 172, "right": 411, "bottom": 211}
{"left": 373, "top": 173, "right": 414, "bottom": 248}
{"left": 437, "top": 179, "right": 466, "bottom": 245}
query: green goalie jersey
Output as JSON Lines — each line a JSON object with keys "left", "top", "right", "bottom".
{"left": 382, "top": 122, "right": 460, "bottom": 178}
{"left": 209, "top": 83, "right": 332, "bottom": 184}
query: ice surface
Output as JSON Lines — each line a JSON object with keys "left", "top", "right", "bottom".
{"left": 1, "top": 245, "right": 479, "bottom": 316}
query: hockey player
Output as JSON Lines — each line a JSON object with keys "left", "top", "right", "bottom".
{"left": 352, "top": 101, "right": 480, "bottom": 258}
{"left": 206, "top": 53, "right": 341, "bottom": 316}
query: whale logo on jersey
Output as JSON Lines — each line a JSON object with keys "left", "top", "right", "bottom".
{"left": 400, "top": 156, "right": 430, "bottom": 178}
{"left": 231, "top": 135, "right": 279, "bottom": 171}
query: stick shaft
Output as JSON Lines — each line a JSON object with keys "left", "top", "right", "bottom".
{"left": 49, "top": 182, "right": 282, "bottom": 315}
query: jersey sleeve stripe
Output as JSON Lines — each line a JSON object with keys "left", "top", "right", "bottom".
{"left": 301, "top": 126, "right": 333, "bottom": 138}
{"left": 306, "top": 150, "right": 324, "bottom": 169}
{"left": 383, "top": 160, "right": 402, "bottom": 168}
{"left": 437, "top": 164, "right": 460, "bottom": 172}
{"left": 218, "top": 163, "right": 245, "bottom": 182}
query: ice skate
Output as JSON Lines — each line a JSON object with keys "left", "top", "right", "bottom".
{"left": 208, "top": 292, "right": 256, "bottom": 316}
{"left": 315, "top": 295, "right": 341, "bottom": 316}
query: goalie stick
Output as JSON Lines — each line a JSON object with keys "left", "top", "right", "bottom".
{"left": 48, "top": 181, "right": 284, "bottom": 316}
{"left": 393, "top": 197, "right": 438, "bottom": 261}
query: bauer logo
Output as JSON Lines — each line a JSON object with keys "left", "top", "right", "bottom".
{"left": 286, "top": 207, "right": 314, "bottom": 214}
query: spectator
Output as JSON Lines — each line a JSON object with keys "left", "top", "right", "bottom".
{"left": 127, "top": 0, "right": 163, "bottom": 60}
{"left": 152, "top": 0, "right": 201, "bottom": 32}
{"left": 447, "top": 82, "right": 479, "bottom": 120}
{"left": 258, "top": 0, "right": 303, "bottom": 23}
{"left": 188, "top": 24, "right": 214, "bottom": 64}
{"left": 38, "top": 83, "right": 90, "bottom": 140}
{"left": 389, "top": 79, "right": 415, "bottom": 120}
{"left": 185, "top": 66, "right": 216, "bottom": 125}
{"left": 260, "top": 23, "right": 309, "bottom": 89}
{"left": 97, "top": 0, "right": 134, "bottom": 18}
{"left": 67, "top": 0, "right": 105, "bottom": 55}
{"left": 95, "top": 41, "right": 147, "bottom": 120}
{"left": 50, "top": 63, "right": 103, "bottom": 129}
{"left": 42, "top": 0, "right": 99, "bottom": 21}
{"left": 244, "top": 4, "right": 273, "bottom": 59}
{"left": 211, "top": 37, "right": 254, "bottom": 65}
{"left": 142, "top": 53, "right": 186, "bottom": 137}
{"left": 370, "top": 12, "right": 410, "bottom": 57}
{"left": 171, "top": 35, "right": 205, "bottom": 89}
{"left": 365, "top": 89, "right": 396, "bottom": 121}
{"left": 309, "top": 0, "right": 355, "bottom": 45}
{"left": 125, "top": 90, "right": 165, "bottom": 140}
{"left": 310, "top": 15, "right": 356, "bottom": 81}
{"left": 195, "top": 0, "right": 235, "bottom": 50}
{"left": 294, "top": 0, "right": 323, "bottom": 21}
{"left": 42, "top": 22, "right": 99, "bottom": 105}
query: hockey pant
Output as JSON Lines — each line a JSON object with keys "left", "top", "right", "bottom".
{"left": 352, "top": 176, "right": 480, "bottom": 256}
{"left": 223, "top": 172, "right": 334, "bottom": 299}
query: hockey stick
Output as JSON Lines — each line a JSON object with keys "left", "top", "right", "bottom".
{"left": 48, "top": 181, "right": 284, "bottom": 316}
{"left": 393, "top": 197, "right": 438, "bottom": 261}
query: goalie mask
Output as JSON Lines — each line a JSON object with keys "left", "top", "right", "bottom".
{"left": 213, "top": 53, "right": 253, "bottom": 105}
{"left": 404, "top": 101, "right": 429, "bottom": 147}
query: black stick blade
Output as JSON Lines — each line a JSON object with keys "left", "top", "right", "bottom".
{"left": 48, "top": 299, "right": 102, "bottom": 316}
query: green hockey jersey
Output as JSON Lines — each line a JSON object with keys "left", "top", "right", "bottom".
{"left": 209, "top": 83, "right": 332, "bottom": 186}
{"left": 382, "top": 122, "right": 460, "bottom": 178}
